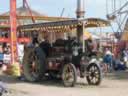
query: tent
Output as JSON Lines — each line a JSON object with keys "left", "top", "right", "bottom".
{"left": 83, "top": 31, "right": 100, "bottom": 40}
{"left": 83, "top": 30, "right": 92, "bottom": 40}
{"left": 121, "top": 32, "right": 128, "bottom": 41}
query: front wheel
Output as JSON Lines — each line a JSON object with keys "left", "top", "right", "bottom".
{"left": 86, "top": 63, "right": 102, "bottom": 85}
{"left": 62, "top": 63, "right": 77, "bottom": 87}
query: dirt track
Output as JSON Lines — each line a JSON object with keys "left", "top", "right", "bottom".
{"left": 0, "top": 71, "right": 128, "bottom": 96}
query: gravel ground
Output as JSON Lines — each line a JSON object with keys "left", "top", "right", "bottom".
{"left": 0, "top": 70, "right": 128, "bottom": 96}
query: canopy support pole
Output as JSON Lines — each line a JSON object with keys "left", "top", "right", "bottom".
{"left": 10, "top": 0, "right": 18, "bottom": 64}
{"left": 82, "top": 23, "right": 85, "bottom": 53}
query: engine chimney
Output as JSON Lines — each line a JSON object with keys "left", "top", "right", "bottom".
{"left": 76, "top": 0, "right": 85, "bottom": 41}
{"left": 76, "top": 0, "right": 85, "bottom": 18}
{"left": 23, "top": 0, "right": 26, "bottom": 8}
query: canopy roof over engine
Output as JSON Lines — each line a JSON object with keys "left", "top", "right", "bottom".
{"left": 18, "top": 18, "right": 110, "bottom": 32}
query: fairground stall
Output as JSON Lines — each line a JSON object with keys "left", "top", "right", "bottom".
{"left": 0, "top": 0, "right": 72, "bottom": 65}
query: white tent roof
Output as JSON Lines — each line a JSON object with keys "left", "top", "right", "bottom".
{"left": 92, "top": 34, "right": 100, "bottom": 39}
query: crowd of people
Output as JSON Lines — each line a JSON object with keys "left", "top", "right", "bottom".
{"left": 0, "top": 42, "right": 25, "bottom": 69}
{"left": 0, "top": 34, "right": 127, "bottom": 75}
{"left": 102, "top": 48, "right": 128, "bottom": 73}
{"left": 0, "top": 43, "right": 11, "bottom": 68}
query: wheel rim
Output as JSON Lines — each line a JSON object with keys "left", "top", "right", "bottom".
{"left": 88, "top": 65, "right": 100, "bottom": 84}
{"left": 62, "top": 64, "right": 75, "bottom": 86}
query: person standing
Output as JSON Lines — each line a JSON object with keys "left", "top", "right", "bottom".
{"left": 103, "top": 49, "right": 113, "bottom": 72}
{"left": 123, "top": 48, "right": 128, "bottom": 68}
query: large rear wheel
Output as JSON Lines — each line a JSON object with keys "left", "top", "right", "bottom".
{"left": 86, "top": 63, "right": 102, "bottom": 85}
{"left": 62, "top": 63, "right": 77, "bottom": 87}
{"left": 23, "top": 46, "right": 46, "bottom": 82}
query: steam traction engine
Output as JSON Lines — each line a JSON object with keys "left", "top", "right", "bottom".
{"left": 19, "top": 18, "right": 109, "bottom": 87}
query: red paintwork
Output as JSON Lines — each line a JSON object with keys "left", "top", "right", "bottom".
{"left": 0, "top": 37, "right": 30, "bottom": 43}
{"left": 0, "top": 38, "right": 10, "bottom": 43}
{"left": 18, "top": 38, "right": 30, "bottom": 43}
{"left": 10, "top": 0, "right": 17, "bottom": 63}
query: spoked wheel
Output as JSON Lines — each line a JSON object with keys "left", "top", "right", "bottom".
{"left": 62, "top": 63, "right": 77, "bottom": 87}
{"left": 86, "top": 63, "right": 102, "bottom": 85}
{"left": 28, "top": 54, "right": 40, "bottom": 79}
{"left": 23, "top": 47, "right": 46, "bottom": 82}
